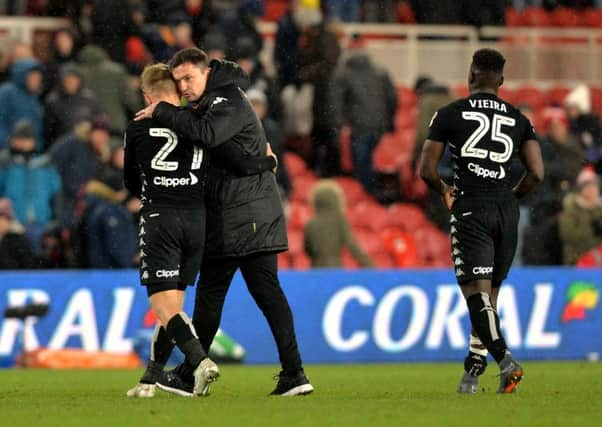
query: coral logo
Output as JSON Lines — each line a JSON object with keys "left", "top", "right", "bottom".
{"left": 562, "top": 281, "right": 598, "bottom": 323}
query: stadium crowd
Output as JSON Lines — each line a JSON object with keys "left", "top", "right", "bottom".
{"left": 0, "top": 0, "right": 600, "bottom": 270}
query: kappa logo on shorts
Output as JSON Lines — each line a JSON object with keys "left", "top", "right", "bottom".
{"left": 156, "top": 269, "right": 179, "bottom": 278}
{"left": 472, "top": 266, "right": 494, "bottom": 275}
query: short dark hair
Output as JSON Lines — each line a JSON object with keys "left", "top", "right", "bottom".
{"left": 472, "top": 48, "right": 506, "bottom": 73}
{"left": 168, "top": 47, "right": 209, "bottom": 71}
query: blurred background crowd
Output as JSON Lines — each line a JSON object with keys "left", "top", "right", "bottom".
{"left": 0, "top": 0, "right": 600, "bottom": 271}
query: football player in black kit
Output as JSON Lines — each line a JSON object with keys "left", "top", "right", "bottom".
{"left": 124, "top": 64, "right": 277, "bottom": 398}
{"left": 420, "top": 49, "right": 544, "bottom": 394}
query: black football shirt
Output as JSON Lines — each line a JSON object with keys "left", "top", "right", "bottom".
{"left": 428, "top": 92, "right": 536, "bottom": 199}
{"left": 124, "top": 118, "right": 205, "bottom": 208}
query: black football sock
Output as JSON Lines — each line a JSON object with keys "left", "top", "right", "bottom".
{"left": 140, "top": 324, "right": 174, "bottom": 384}
{"left": 166, "top": 312, "right": 207, "bottom": 371}
{"left": 462, "top": 332, "right": 488, "bottom": 377}
{"left": 466, "top": 292, "right": 508, "bottom": 364}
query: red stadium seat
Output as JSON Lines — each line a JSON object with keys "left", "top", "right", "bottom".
{"left": 291, "top": 253, "right": 311, "bottom": 270}
{"left": 290, "top": 175, "right": 317, "bottom": 203}
{"left": 278, "top": 253, "right": 291, "bottom": 270}
{"left": 514, "top": 86, "right": 545, "bottom": 109}
{"left": 579, "top": 8, "right": 602, "bottom": 28}
{"left": 288, "top": 202, "right": 313, "bottom": 230}
{"left": 520, "top": 7, "right": 552, "bottom": 27}
{"left": 371, "top": 252, "right": 395, "bottom": 268}
{"left": 284, "top": 152, "right": 309, "bottom": 178}
{"left": 333, "top": 176, "right": 372, "bottom": 205}
{"left": 381, "top": 227, "right": 419, "bottom": 267}
{"left": 263, "top": 1, "right": 288, "bottom": 22}
{"left": 550, "top": 7, "right": 580, "bottom": 27}
{"left": 287, "top": 228, "right": 304, "bottom": 255}
{"left": 590, "top": 87, "right": 602, "bottom": 116}
{"left": 414, "top": 226, "right": 451, "bottom": 265}
{"left": 341, "top": 249, "right": 360, "bottom": 269}
{"left": 398, "top": 86, "right": 417, "bottom": 109}
{"left": 505, "top": 7, "right": 522, "bottom": 27}
{"left": 353, "top": 228, "right": 386, "bottom": 255}
{"left": 395, "top": 106, "right": 417, "bottom": 131}
{"left": 387, "top": 203, "right": 428, "bottom": 231}
{"left": 349, "top": 202, "right": 391, "bottom": 231}
{"left": 544, "top": 86, "right": 571, "bottom": 106}
{"left": 498, "top": 87, "right": 517, "bottom": 105}
{"left": 373, "top": 133, "right": 404, "bottom": 173}
{"left": 339, "top": 126, "right": 354, "bottom": 174}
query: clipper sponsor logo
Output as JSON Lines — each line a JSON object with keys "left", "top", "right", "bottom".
{"left": 472, "top": 266, "right": 493, "bottom": 275}
{"left": 153, "top": 172, "right": 198, "bottom": 187}
{"left": 156, "top": 269, "right": 179, "bottom": 278}
{"left": 468, "top": 162, "right": 506, "bottom": 179}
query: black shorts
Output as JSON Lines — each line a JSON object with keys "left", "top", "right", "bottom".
{"left": 450, "top": 197, "right": 519, "bottom": 286}
{"left": 139, "top": 206, "right": 205, "bottom": 286}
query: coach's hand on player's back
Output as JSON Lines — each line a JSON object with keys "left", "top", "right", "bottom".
{"left": 266, "top": 143, "right": 278, "bottom": 174}
{"left": 135, "top": 102, "right": 159, "bottom": 121}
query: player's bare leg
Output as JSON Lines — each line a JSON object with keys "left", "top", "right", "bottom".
{"left": 460, "top": 280, "right": 523, "bottom": 394}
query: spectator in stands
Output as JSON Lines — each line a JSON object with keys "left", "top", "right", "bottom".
{"left": 0, "top": 122, "right": 62, "bottom": 248}
{"left": 274, "top": 2, "right": 322, "bottom": 88}
{"left": 0, "top": 0, "right": 27, "bottom": 15}
{"left": 77, "top": 45, "right": 143, "bottom": 133}
{"left": 304, "top": 180, "right": 373, "bottom": 268}
{"left": 559, "top": 167, "right": 602, "bottom": 265}
{"left": 0, "top": 198, "right": 37, "bottom": 269}
{"left": 50, "top": 117, "right": 111, "bottom": 229}
{"left": 363, "top": 0, "right": 398, "bottom": 22}
{"left": 234, "top": 36, "right": 282, "bottom": 121}
{"left": 142, "top": 11, "right": 196, "bottom": 63}
{"left": 44, "top": 63, "right": 101, "bottom": 146}
{"left": 298, "top": 20, "right": 342, "bottom": 177}
{"left": 247, "top": 89, "right": 292, "bottom": 199}
{"left": 201, "top": 30, "right": 228, "bottom": 61}
{"left": 521, "top": 200, "right": 563, "bottom": 265}
{"left": 90, "top": 0, "right": 134, "bottom": 63}
{"left": 412, "top": 76, "right": 454, "bottom": 231}
{"left": 44, "top": 28, "right": 77, "bottom": 98}
{"left": 540, "top": 106, "right": 585, "bottom": 203}
{"left": 564, "top": 84, "right": 602, "bottom": 172}
{"left": 333, "top": 41, "right": 397, "bottom": 194}
{"left": 0, "top": 57, "right": 44, "bottom": 150}
{"left": 217, "top": 1, "right": 264, "bottom": 60}
{"left": 327, "top": 0, "right": 362, "bottom": 22}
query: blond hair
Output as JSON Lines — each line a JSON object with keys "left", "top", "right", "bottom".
{"left": 141, "top": 63, "right": 176, "bottom": 95}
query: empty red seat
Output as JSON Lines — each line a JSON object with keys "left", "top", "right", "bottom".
{"left": 290, "top": 175, "right": 317, "bottom": 203}
{"left": 291, "top": 253, "right": 311, "bottom": 270}
{"left": 395, "top": 106, "right": 417, "bottom": 131}
{"left": 278, "top": 253, "right": 291, "bottom": 270}
{"left": 514, "top": 86, "right": 545, "bottom": 109}
{"left": 287, "top": 228, "right": 304, "bottom": 255}
{"left": 590, "top": 87, "right": 602, "bottom": 116}
{"left": 398, "top": 86, "right": 417, "bottom": 109}
{"left": 371, "top": 252, "right": 395, "bottom": 268}
{"left": 284, "top": 152, "right": 309, "bottom": 178}
{"left": 387, "top": 203, "right": 428, "bottom": 231}
{"left": 505, "top": 7, "right": 522, "bottom": 27}
{"left": 414, "top": 226, "right": 451, "bottom": 264}
{"left": 551, "top": 7, "right": 580, "bottom": 27}
{"left": 521, "top": 7, "right": 552, "bottom": 27}
{"left": 579, "top": 8, "right": 602, "bottom": 28}
{"left": 333, "top": 176, "right": 372, "bottom": 205}
{"left": 381, "top": 227, "right": 419, "bottom": 267}
{"left": 341, "top": 249, "right": 360, "bottom": 269}
{"left": 544, "top": 86, "right": 570, "bottom": 106}
{"left": 373, "top": 133, "right": 404, "bottom": 173}
{"left": 288, "top": 202, "right": 313, "bottom": 230}
{"left": 498, "top": 87, "right": 516, "bottom": 104}
{"left": 353, "top": 228, "right": 386, "bottom": 255}
{"left": 349, "top": 202, "right": 390, "bottom": 231}
{"left": 452, "top": 85, "right": 469, "bottom": 99}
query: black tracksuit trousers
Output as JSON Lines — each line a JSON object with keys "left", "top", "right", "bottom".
{"left": 192, "top": 251, "right": 303, "bottom": 374}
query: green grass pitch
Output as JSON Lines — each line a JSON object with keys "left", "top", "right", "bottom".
{"left": 1, "top": 362, "right": 601, "bottom": 427}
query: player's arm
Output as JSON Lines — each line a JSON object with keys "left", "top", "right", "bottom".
{"left": 217, "top": 141, "right": 277, "bottom": 176}
{"left": 152, "top": 99, "right": 244, "bottom": 149}
{"left": 513, "top": 139, "right": 544, "bottom": 199}
{"left": 123, "top": 129, "right": 142, "bottom": 198}
{"left": 419, "top": 140, "right": 453, "bottom": 210}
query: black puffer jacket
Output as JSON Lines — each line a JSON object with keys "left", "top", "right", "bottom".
{"left": 153, "top": 60, "right": 288, "bottom": 257}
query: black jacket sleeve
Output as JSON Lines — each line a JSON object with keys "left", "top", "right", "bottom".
{"left": 216, "top": 141, "right": 276, "bottom": 176}
{"left": 153, "top": 99, "right": 244, "bottom": 149}
{"left": 123, "top": 129, "right": 141, "bottom": 197}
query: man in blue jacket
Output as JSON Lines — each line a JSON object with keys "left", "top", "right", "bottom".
{"left": 0, "top": 58, "right": 44, "bottom": 150}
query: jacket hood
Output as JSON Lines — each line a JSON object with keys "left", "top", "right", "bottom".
{"left": 310, "top": 180, "right": 345, "bottom": 214}
{"left": 11, "top": 58, "right": 43, "bottom": 90}
{"left": 346, "top": 54, "right": 371, "bottom": 69}
{"left": 78, "top": 45, "right": 110, "bottom": 65}
{"left": 206, "top": 59, "right": 248, "bottom": 93}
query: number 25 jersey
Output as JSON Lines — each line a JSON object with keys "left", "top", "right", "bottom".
{"left": 124, "top": 117, "right": 206, "bottom": 208}
{"left": 428, "top": 92, "right": 536, "bottom": 199}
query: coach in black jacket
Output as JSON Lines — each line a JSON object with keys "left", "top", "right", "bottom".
{"left": 136, "top": 48, "right": 312, "bottom": 396}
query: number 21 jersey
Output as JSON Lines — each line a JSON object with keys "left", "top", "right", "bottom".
{"left": 124, "top": 117, "right": 205, "bottom": 208}
{"left": 428, "top": 92, "right": 536, "bottom": 199}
